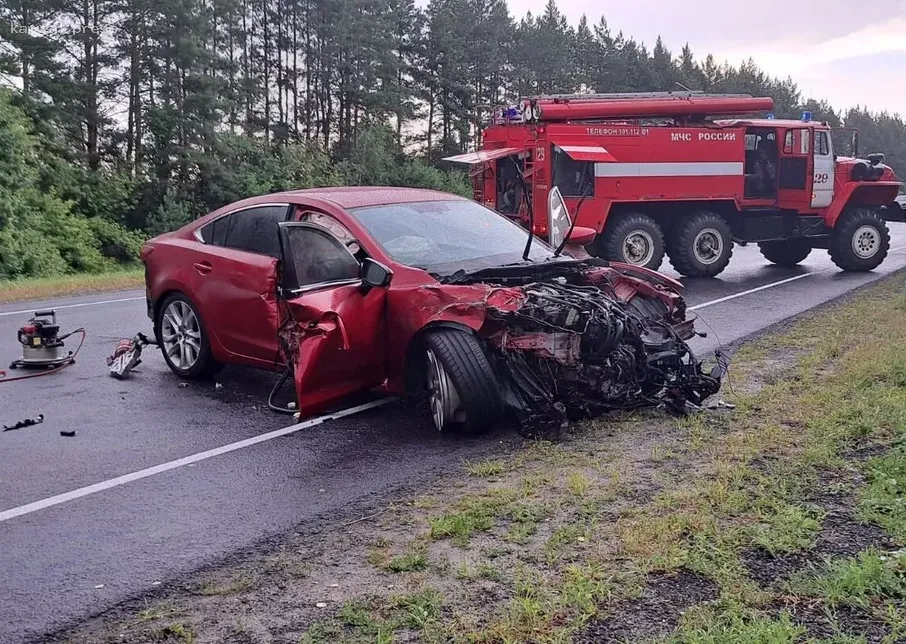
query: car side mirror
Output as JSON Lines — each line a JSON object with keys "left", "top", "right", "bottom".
{"left": 361, "top": 257, "right": 393, "bottom": 288}
{"left": 567, "top": 226, "right": 596, "bottom": 246}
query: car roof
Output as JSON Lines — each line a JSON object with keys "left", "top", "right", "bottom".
{"left": 272, "top": 186, "right": 468, "bottom": 209}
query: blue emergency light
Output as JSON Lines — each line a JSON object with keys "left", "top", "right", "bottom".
{"left": 802, "top": 111, "right": 812, "bottom": 122}
{"left": 766, "top": 113, "right": 775, "bottom": 120}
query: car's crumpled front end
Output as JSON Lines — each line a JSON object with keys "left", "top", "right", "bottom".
{"left": 435, "top": 260, "right": 723, "bottom": 435}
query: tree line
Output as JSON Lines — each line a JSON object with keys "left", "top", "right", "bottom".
{"left": 0, "top": 0, "right": 903, "bottom": 278}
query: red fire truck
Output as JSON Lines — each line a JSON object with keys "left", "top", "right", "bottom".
{"left": 443, "top": 92, "right": 903, "bottom": 277}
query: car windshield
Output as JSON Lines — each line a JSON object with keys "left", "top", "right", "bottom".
{"left": 348, "top": 199, "right": 567, "bottom": 274}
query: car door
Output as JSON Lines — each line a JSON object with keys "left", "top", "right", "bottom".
{"left": 191, "top": 204, "right": 291, "bottom": 366}
{"left": 276, "top": 221, "right": 388, "bottom": 415}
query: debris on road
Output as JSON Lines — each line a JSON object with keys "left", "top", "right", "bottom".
{"left": 2, "top": 414, "right": 45, "bottom": 432}
{"left": 107, "top": 332, "right": 156, "bottom": 379}
{"left": 215, "top": 382, "right": 223, "bottom": 390}
{"left": 60, "top": 430, "right": 76, "bottom": 437}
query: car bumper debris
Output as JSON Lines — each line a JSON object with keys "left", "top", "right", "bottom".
{"left": 445, "top": 262, "right": 721, "bottom": 435}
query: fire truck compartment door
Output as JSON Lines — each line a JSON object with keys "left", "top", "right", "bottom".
{"left": 442, "top": 147, "right": 527, "bottom": 164}
{"left": 552, "top": 143, "right": 618, "bottom": 163}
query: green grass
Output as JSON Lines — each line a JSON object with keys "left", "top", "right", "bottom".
{"left": 386, "top": 549, "right": 428, "bottom": 573}
{"left": 300, "top": 592, "right": 443, "bottom": 644}
{"left": 750, "top": 501, "right": 823, "bottom": 555}
{"left": 0, "top": 267, "right": 144, "bottom": 304}
{"left": 659, "top": 609, "right": 805, "bottom": 644}
{"left": 429, "top": 490, "right": 516, "bottom": 547}
{"left": 465, "top": 458, "right": 507, "bottom": 477}
{"left": 789, "top": 548, "right": 906, "bottom": 609}
{"left": 858, "top": 447, "right": 906, "bottom": 541}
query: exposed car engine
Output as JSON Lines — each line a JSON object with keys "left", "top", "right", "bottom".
{"left": 473, "top": 266, "right": 723, "bottom": 435}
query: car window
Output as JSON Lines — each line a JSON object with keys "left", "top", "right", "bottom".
{"left": 815, "top": 131, "right": 830, "bottom": 156}
{"left": 200, "top": 214, "right": 231, "bottom": 245}
{"left": 223, "top": 205, "right": 289, "bottom": 257}
{"left": 283, "top": 225, "right": 361, "bottom": 289}
{"left": 299, "top": 211, "right": 354, "bottom": 243}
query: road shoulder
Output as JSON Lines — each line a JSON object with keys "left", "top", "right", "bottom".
{"left": 0, "top": 269, "right": 143, "bottom": 305}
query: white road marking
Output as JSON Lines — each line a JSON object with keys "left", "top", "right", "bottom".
{"left": 689, "top": 274, "right": 814, "bottom": 311}
{"left": 690, "top": 245, "right": 906, "bottom": 312}
{"left": 0, "top": 295, "right": 144, "bottom": 318}
{"left": 0, "top": 398, "right": 394, "bottom": 524}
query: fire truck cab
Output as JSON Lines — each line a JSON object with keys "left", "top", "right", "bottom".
{"left": 444, "top": 93, "right": 903, "bottom": 278}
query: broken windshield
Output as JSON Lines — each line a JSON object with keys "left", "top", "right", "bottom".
{"left": 348, "top": 199, "right": 567, "bottom": 274}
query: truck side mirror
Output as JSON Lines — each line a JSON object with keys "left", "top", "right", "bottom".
{"left": 547, "top": 187, "right": 572, "bottom": 248}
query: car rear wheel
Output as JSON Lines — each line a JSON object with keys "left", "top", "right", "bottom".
{"left": 667, "top": 211, "right": 734, "bottom": 277}
{"left": 596, "top": 212, "right": 665, "bottom": 271}
{"left": 423, "top": 329, "right": 502, "bottom": 434}
{"left": 157, "top": 293, "right": 220, "bottom": 379}
{"left": 829, "top": 207, "right": 890, "bottom": 272}
{"left": 758, "top": 239, "right": 812, "bottom": 266}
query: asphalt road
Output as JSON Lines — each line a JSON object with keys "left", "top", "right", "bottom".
{"left": 2, "top": 225, "right": 906, "bottom": 643}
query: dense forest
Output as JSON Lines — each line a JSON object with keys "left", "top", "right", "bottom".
{"left": 0, "top": 0, "right": 904, "bottom": 278}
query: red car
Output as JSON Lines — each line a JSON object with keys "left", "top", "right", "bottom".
{"left": 141, "top": 187, "right": 720, "bottom": 434}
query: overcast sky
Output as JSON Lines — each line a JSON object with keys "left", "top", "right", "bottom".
{"left": 505, "top": 0, "right": 906, "bottom": 115}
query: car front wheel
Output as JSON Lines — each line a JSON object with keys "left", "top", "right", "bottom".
{"left": 157, "top": 293, "right": 220, "bottom": 379}
{"left": 423, "top": 329, "right": 502, "bottom": 434}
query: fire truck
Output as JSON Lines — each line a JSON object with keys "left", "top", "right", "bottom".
{"left": 443, "top": 92, "right": 904, "bottom": 277}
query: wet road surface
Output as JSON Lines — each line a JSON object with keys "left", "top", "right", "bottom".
{"left": 2, "top": 224, "right": 906, "bottom": 643}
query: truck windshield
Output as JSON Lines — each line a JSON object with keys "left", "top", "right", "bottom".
{"left": 348, "top": 199, "right": 565, "bottom": 274}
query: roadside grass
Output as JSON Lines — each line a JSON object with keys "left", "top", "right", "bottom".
{"left": 59, "top": 275, "right": 906, "bottom": 644}
{"left": 297, "top": 277, "right": 906, "bottom": 643}
{"left": 0, "top": 267, "right": 143, "bottom": 304}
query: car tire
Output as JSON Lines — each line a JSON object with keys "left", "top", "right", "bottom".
{"left": 597, "top": 212, "right": 665, "bottom": 270}
{"left": 423, "top": 328, "right": 502, "bottom": 434}
{"left": 829, "top": 207, "right": 890, "bottom": 272}
{"left": 667, "top": 210, "right": 734, "bottom": 277}
{"left": 156, "top": 292, "right": 221, "bottom": 379}
{"left": 758, "top": 240, "right": 812, "bottom": 266}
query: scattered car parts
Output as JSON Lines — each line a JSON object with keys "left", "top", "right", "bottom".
{"left": 107, "top": 333, "right": 156, "bottom": 379}
{"left": 3, "top": 414, "right": 45, "bottom": 432}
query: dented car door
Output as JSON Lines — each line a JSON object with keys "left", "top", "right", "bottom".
{"left": 277, "top": 222, "right": 388, "bottom": 415}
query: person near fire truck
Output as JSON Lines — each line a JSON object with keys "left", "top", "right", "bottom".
{"left": 747, "top": 138, "right": 777, "bottom": 198}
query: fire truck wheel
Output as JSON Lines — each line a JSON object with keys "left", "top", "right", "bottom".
{"left": 423, "top": 328, "right": 503, "bottom": 434}
{"left": 829, "top": 207, "right": 890, "bottom": 272}
{"left": 667, "top": 211, "right": 733, "bottom": 277}
{"left": 598, "top": 212, "right": 665, "bottom": 270}
{"left": 757, "top": 240, "right": 812, "bottom": 266}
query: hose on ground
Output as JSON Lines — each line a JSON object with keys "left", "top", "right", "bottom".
{"left": 267, "top": 367, "right": 297, "bottom": 414}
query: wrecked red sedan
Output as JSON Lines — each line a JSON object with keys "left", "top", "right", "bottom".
{"left": 141, "top": 187, "right": 721, "bottom": 435}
